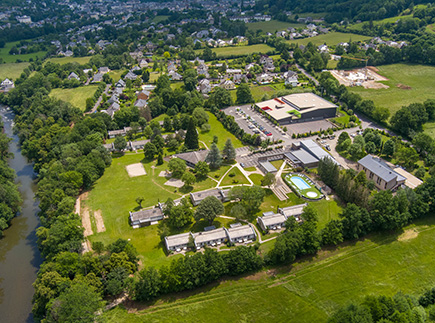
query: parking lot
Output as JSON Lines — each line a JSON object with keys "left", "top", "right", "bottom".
{"left": 285, "top": 119, "right": 335, "bottom": 136}
{"left": 223, "top": 105, "right": 288, "bottom": 142}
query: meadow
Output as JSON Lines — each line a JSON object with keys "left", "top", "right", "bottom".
{"left": 0, "top": 62, "right": 30, "bottom": 80}
{"left": 0, "top": 41, "right": 47, "bottom": 63}
{"left": 350, "top": 63, "right": 435, "bottom": 116}
{"left": 197, "top": 44, "right": 275, "bottom": 58}
{"left": 290, "top": 32, "right": 371, "bottom": 47}
{"left": 46, "top": 56, "right": 92, "bottom": 65}
{"left": 49, "top": 85, "right": 99, "bottom": 111}
{"left": 247, "top": 20, "right": 305, "bottom": 33}
{"left": 101, "top": 217, "right": 435, "bottom": 322}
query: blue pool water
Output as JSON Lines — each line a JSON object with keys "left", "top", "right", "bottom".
{"left": 290, "top": 176, "right": 311, "bottom": 190}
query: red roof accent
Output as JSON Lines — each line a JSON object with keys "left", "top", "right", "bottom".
{"left": 274, "top": 98, "right": 284, "bottom": 104}
{"left": 261, "top": 106, "right": 272, "bottom": 111}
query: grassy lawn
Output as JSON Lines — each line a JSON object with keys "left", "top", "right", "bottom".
{"left": 46, "top": 56, "right": 92, "bottom": 65}
{"left": 86, "top": 153, "right": 219, "bottom": 268}
{"left": 198, "top": 112, "right": 243, "bottom": 150}
{"left": 244, "top": 166, "right": 257, "bottom": 172}
{"left": 152, "top": 15, "right": 170, "bottom": 23}
{"left": 350, "top": 64, "right": 435, "bottom": 117}
{"left": 247, "top": 20, "right": 305, "bottom": 33}
{"left": 270, "top": 159, "right": 284, "bottom": 170}
{"left": 219, "top": 167, "right": 250, "bottom": 186}
{"left": 101, "top": 208, "right": 435, "bottom": 323}
{"left": 0, "top": 62, "right": 30, "bottom": 80}
{"left": 424, "top": 121, "right": 435, "bottom": 138}
{"left": 49, "top": 85, "right": 99, "bottom": 111}
{"left": 197, "top": 44, "right": 274, "bottom": 58}
{"left": 290, "top": 32, "right": 371, "bottom": 47}
{"left": 0, "top": 41, "right": 47, "bottom": 63}
{"left": 351, "top": 14, "right": 413, "bottom": 31}
{"left": 249, "top": 173, "right": 263, "bottom": 186}
{"left": 108, "top": 70, "right": 125, "bottom": 82}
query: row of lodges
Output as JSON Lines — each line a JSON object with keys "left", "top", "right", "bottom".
{"left": 165, "top": 223, "right": 257, "bottom": 252}
{"left": 257, "top": 203, "right": 307, "bottom": 231}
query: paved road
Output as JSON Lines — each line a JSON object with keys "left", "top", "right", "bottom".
{"left": 87, "top": 84, "right": 110, "bottom": 114}
{"left": 295, "top": 63, "right": 319, "bottom": 86}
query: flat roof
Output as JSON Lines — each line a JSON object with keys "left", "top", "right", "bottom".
{"left": 286, "top": 150, "right": 318, "bottom": 165}
{"left": 259, "top": 161, "right": 277, "bottom": 173}
{"left": 190, "top": 188, "right": 222, "bottom": 201}
{"left": 130, "top": 207, "right": 163, "bottom": 224}
{"left": 166, "top": 232, "right": 192, "bottom": 248}
{"left": 300, "top": 140, "right": 339, "bottom": 165}
{"left": 227, "top": 224, "right": 255, "bottom": 240}
{"left": 255, "top": 93, "right": 336, "bottom": 121}
{"left": 393, "top": 167, "right": 423, "bottom": 189}
{"left": 194, "top": 227, "right": 227, "bottom": 244}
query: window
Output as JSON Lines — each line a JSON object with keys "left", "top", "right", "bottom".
{"left": 369, "top": 171, "right": 374, "bottom": 179}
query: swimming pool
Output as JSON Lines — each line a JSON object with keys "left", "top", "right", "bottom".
{"left": 290, "top": 176, "right": 311, "bottom": 190}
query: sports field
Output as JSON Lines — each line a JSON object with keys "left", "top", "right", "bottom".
{"left": 49, "top": 85, "right": 99, "bottom": 111}
{"left": 0, "top": 62, "right": 30, "bottom": 80}
{"left": 247, "top": 20, "right": 305, "bottom": 33}
{"left": 101, "top": 217, "right": 435, "bottom": 322}
{"left": 0, "top": 41, "right": 47, "bottom": 63}
{"left": 290, "top": 32, "right": 371, "bottom": 47}
{"left": 350, "top": 64, "right": 435, "bottom": 116}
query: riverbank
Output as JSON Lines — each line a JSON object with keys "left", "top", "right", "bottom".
{"left": 0, "top": 105, "right": 42, "bottom": 323}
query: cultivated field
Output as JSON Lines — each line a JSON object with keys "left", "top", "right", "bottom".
{"left": 46, "top": 56, "right": 92, "bottom": 65}
{"left": 290, "top": 32, "right": 371, "bottom": 47}
{"left": 49, "top": 85, "right": 99, "bottom": 111}
{"left": 0, "top": 62, "right": 30, "bottom": 80}
{"left": 102, "top": 218, "right": 435, "bottom": 322}
{"left": 350, "top": 64, "right": 435, "bottom": 116}
{"left": 247, "top": 20, "right": 305, "bottom": 33}
{"left": 0, "top": 41, "right": 47, "bottom": 63}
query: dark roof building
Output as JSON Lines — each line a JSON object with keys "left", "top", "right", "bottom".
{"left": 129, "top": 205, "right": 164, "bottom": 228}
{"left": 190, "top": 188, "right": 230, "bottom": 206}
{"left": 173, "top": 150, "right": 209, "bottom": 168}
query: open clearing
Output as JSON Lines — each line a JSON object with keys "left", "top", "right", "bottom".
{"left": 197, "top": 44, "right": 274, "bottom": 58}
{"left": 102, "top": 218, "right": 435, "bottom": 322}
{"left": 0, "top": 62, "right": 30, "bottom": 80}
{"left": 290, "top": 32, "right": 371, "bottom": 47}
{"left": 46, "top": 56, "right": 92, "bottom": 65}
{"left": 247, "top": 20, "right": 305, "bottom": 33}
{"left": 0, "top": 41, "right": 47, "bottom": 63}
{"left": 164, "top": 178, "right": 184, "bottom": 188}
{"left": 330, "top": 67, "right": 389, "bottom": 89}
{"left": 350, "top": 64, "right": 435, "bottom": 116}
{"left": 49, "top": 85, "right": 98, "bottom": 111}
{"left": 126, "top": 163, "right": 147, "bottom": 177}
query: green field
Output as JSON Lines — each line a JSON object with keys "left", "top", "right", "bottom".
{"left": 197, "top": 44, "right": 274, "bottom": 58}
{"left": 46, "top": 56, "right": 92, "bottom": 65}
{"left": 152, "top": 15, "right": 170, "bottom": 23}
{"left": 350, "top": 64, "right": 435, "bottom": 116}
{"left": 49, "top": 85, "right": 98, "bottom": 111}
{"left": 199, "top": 112, "right": 243, "bottom": 150}
{"left": 102, "top": 217, "right": 435, "bottom": 322}
{"left": 0, "top": 62, "right": 30, "bottom": 80}
{"left": 219, "top": 167, "right": 250, "bottom": 186}
{"left": 0, "top": 41, "right": 47, "bottom": 63}
{"left": 247, "top": 20, "right": 305, "bottom": 33}
{"left": 290, "top": 32, "right": 371, "bottom": 47}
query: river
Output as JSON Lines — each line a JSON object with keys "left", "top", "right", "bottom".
{"left": 0, "top": 105, "right": 42, "bottom": 323}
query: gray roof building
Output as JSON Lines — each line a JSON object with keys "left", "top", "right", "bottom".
{"left": 165, "top": 232, "right": 195, "bottom": 251}
{"left": 357, "top": 154, "right": 406, "bottom": 191}
{"left": 190, "top": 188, "right": 229, "bottom": 206}
{"left": 257, "top": 213, "right": 286, "bottom": 231}
{"left": 129, "top": 205, "right": 164, "bottom": 228}
{"left": 278, "top": 203, "right": 307, "bottom": 221}
{"left": 227, "top": 224, "right": 256, "bottom": 243}
{"left": 193, "top": 227, "right": 228, "bottom": 247}
{"left": 173, "top": 150, "right": 209, "bottom": 168}
{"left": 285, "top": 149, "right": 319, "bottom": 168}
{"left": 258, "top": 161, "right": 277, "bottom": 174}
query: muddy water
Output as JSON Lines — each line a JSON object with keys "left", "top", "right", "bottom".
{"left": 0, "top": 106, "right": 42, "bottom": 323}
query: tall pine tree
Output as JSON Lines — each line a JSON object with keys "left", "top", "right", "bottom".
{"left": 184, "top": 118, "right": 199, "bottom": 150}
{"left": 206, "top": 143, "right": 222, "bottom": 169}
{"left": 222, "top": 139, "right": 236, "bottom": 161}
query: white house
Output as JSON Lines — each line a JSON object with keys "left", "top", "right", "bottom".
{"left": 1, "top": 78, "right": 15, "bottom": 92}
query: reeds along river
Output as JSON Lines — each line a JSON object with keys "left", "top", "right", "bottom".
{"left": 0, "top": 105, "right": 42, "bottom": 323}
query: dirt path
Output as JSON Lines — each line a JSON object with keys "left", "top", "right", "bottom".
{"left": 94, "top": 209, "right": 106, "bottom": 233}
{"left": 82, "top": 207, "right": 93, "bottom": 237}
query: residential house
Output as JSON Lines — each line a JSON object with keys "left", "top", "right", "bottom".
{"left": 169, "top": 70, "right": 182, "bottom": 80}
{"left": 284, "top": 71, "right": 298, "bottom": 87}
{"left": 92, "top": 73, "right": 104, "bottom": 83}
{"left": 233, "top": 73, "right": 247, "bottom": 84}
{"left": 64, "top": 50, "right": 73, "bottom": 57}
{"left": 134, "top": 99, "right": 147, "bottom": 108}
{"left": 194, "top": 227, "right": 228, "bottom": 248}
{"left": 139, "top": 59, "right": 148, "bottom": 68}
{"left": 189, "top": 188, "right": 230, "bottom": 206}
{"left": 227, "top": 224, "right": 256, "bottom": 243}
{"left": 129, "top": 139, "right": 149, "bottom": 151}
{"left": 68, "top": 72, "right": 80, "bottom": 81}
{"left": 129, "top": 205, "right": 164, "bottom": 228}
{"left": 278, "top": 203, "right": 307, "bottom": 222}
{"left": 226, "top": 68, "right": 242, "bottom": 75}
{"left": 197, "top": 63, "right": 209, "bottom": 78}
{"left": 129, "top": 51, "right": 143, "bottom": 60}
{"left": 104, "top": 102, "right": 120, "bottom": 118}
{"left": 356, "top": 154, "right": 406, "bottom": 190}
{"left": 165, "top": 232, "right": 196, "bottom": 252}
{"left": 318, "top": 44, "right": 329, "bottom": 53}
{"left": 99, "top": 66, "right": 110, "bottom": 74}
{"left": 1, "top": 78, "right": 14, "bottom": 92}
{"left": 256, "top": 73, "right": 274, "bottom": 84}
{"left": 116, "top": 79, "right": 126, "bottom": 88}
{"left": 124, "top": 71, "right": 138, "bottom": 81}
{"left": 198, "top": 79, "right": 212, "bottom": 94}
{"left": 219, "top": 79, "right": 235, "bottom": 90}
{"left": 137, "top": 90, "right": 150, "bottom": 100}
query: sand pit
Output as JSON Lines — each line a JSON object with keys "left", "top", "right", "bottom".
{"left": 398, "top": 229, "right": 418, "bottom": 241}
{"left": 94, "top": 209, "right": 106, "bottom": 233}
{"left": 164, "top": 178, "right": 184, "bottom": 188}
{"left": 82, "top": 207, "right": 93, "bottom": 237}
{"left": 126, "top": 163, "right": 146, "bottom": 177}
{"left": 159, "top": 170, "right": 172, "bottom": 178}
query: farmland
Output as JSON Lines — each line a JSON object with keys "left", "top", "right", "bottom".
{"left": 102, "top": 217, "right": 435, "bottom": 322}
{"left": 350, "top": 64, "right": 435, "bottom": 116}
{"left": 290, "top": 32, "right": 371, "bottom": 47}
{"left": 247, "top": 20, "right": 305, "bottom": 33}
{"left": 49, "top": 85, "right": 98, "bottom": 111}
{"left": 0, "top": 62, "right": 30, "bottom": 80}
